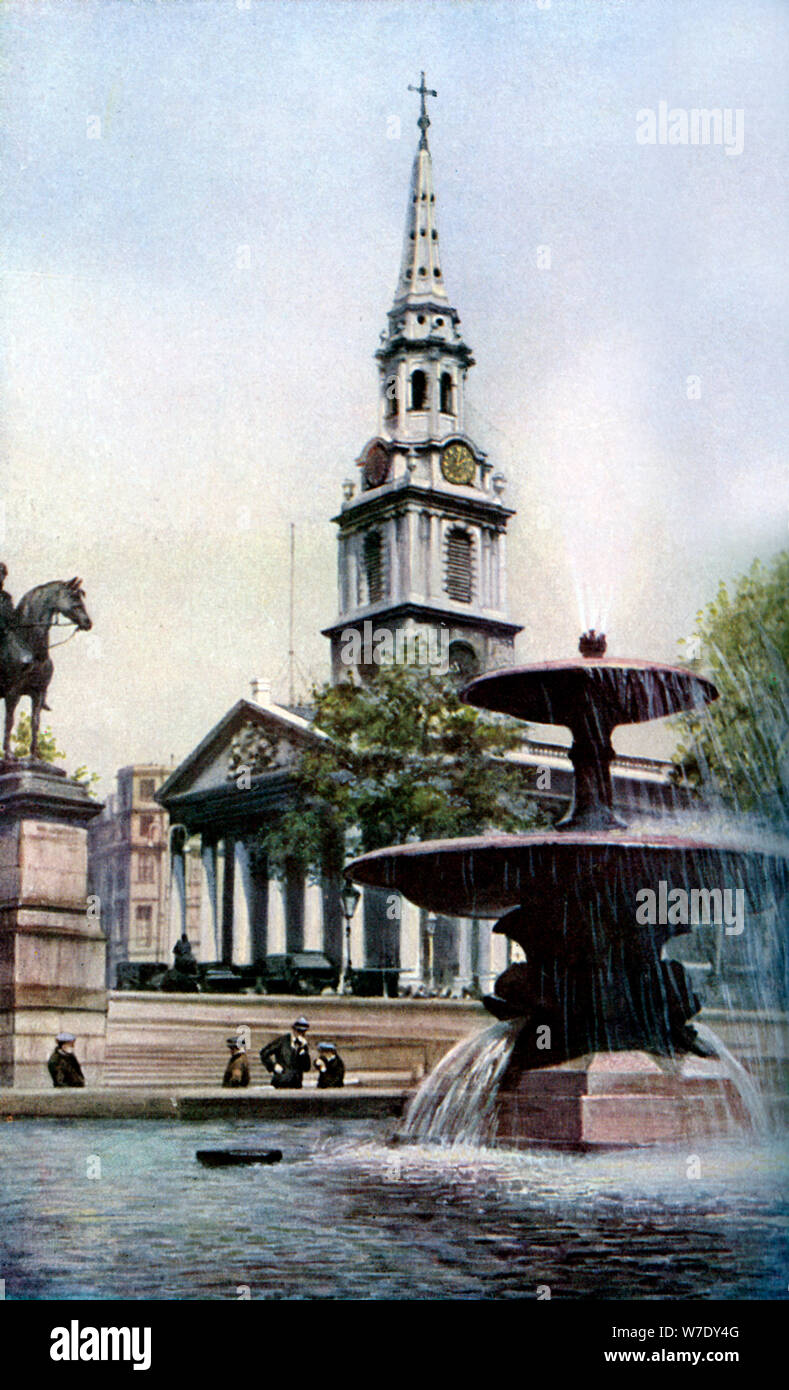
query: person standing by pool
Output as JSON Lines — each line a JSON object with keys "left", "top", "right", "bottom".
{"left": 47, "top": 1032, "right": 86, "bottom": 1088}
{"left": 222, "top": 1036, "right": 250, "bottom": 1088}
{"left": 259, "top": 1017, "right": 311, "bottom": 1089}
{"left": 315, "top": 1042, "right": 345, "bottom": 1088}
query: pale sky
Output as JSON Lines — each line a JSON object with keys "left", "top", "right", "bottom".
{"left": 2, "top": 0, "right": 787, "bottom": 787}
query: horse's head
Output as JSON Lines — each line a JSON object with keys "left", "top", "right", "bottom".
{"left": 58, "top": 577, "right": 93, "bottom": 631}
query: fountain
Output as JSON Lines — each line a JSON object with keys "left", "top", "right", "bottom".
{"left": 348, "top": 634, "right": 788, "bottom": 1149}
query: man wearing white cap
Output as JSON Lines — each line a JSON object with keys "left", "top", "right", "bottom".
{"left": 222, "top": 1035, "right": 250, "bottom": 1088}
{"left": 47, "top": 1032, "right": 86, "bottom": 1088}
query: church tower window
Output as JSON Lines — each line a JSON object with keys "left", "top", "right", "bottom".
{"left": 410, "top": 369, "right": 428, "bottom": 411}
{"left": 440, "top": 372, "right": 454, "bottom": 415}
{"left": 364, "top": 531, "right": 386, "bottom": 603}
{"left": 445, "top": 528, "right": 473, "bottom": 603}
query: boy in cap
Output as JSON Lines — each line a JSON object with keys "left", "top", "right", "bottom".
{"left": 259, "top": 1016, "right": 311, "bottom": 1089}
{"left": 222, "top": 1035, "right": 250, "bottom": 1088}
{"left": 315, "top": 1042, "right": 345, "bottom": 1089}
{"left": 48, "top": 1032, "right": 86, "bottom": 1088}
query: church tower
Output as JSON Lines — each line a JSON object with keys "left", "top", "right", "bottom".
{"left": 324, "top": 74, "right": 522, "bottom": 683}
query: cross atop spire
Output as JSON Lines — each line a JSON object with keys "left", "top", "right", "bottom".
{"left": 408, "top": 71, "right": 437, "bottom": 149}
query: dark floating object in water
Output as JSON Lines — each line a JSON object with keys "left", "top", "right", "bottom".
{"left": 196, "top": 1149, "right": 283, "bottom": 1168}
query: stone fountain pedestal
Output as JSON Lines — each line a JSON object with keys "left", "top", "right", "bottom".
{"left": 0, "top": 761, "right": 105, "bottom": 1088}
{"left": 494, "top": 1050, "right": 749, "bottom": 1151}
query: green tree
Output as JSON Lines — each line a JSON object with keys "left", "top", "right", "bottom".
{"left": 11, "top": 712, "right": 101, "bottom": 797}
{"left": 229, "top": 663, "right": 548, "bottom": 879}
{"left": 672, "top": 550, "right": 789, "bottom": 826}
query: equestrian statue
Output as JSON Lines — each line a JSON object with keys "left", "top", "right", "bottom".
{"left": 0, "top": 563, "right": 93, "bottom": 762}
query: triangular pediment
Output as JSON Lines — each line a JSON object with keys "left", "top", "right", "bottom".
{"left": 156, "top": 699, "right": 322, "bottom": 803}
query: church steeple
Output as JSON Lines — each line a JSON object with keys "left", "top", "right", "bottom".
{"left": 377, "top": 74, "right": 473, "bottom": 443}
{"left": 323, "top": 76, "right": 522, "bottom": 684}
{"left": 395, "top": 74, "right": 448, "bottom": 308}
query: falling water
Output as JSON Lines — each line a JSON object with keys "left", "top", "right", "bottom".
{"left": 692, "top": 1020, "right": 771, "bottom": 1134}
{"left": 401, "top": 1021, "right": 518, "bottom": 1146}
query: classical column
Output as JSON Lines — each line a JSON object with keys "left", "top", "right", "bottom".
{"left": 248, "top": 851, "right": 268, "bottom": 964}
{"left": 398, "top": 511, "right": 411, "bottom": 598}
{"left": 398, "top": 895, "right": 421, "bottom": 988}
{"left": 351, "top": 888, "right": 365, "bottom": 969}
{"left": 387, "top": 517, "right": 400, "bottom": 604}
{"left": 320, "top": 876, "right": 343, "bottom": 972}
{"left": 284, "top": 860, "right": 305, "bottom": 953}
{"left": 454, "top": 916, "right": 473, "bottom": 994}
{"left": 338, "top": 534, "right": 348, "bottom": 615}
{"left": 428, "top": 361, "right": 439, "bottom": 439}
{"left": 232, "top": 840, "right": 253, "bottom": 966}
{"left": 489, "top": 927, "right": 508, "bottom": 983}
{"left": 397, "top": 360, "right": 408, "bottom": 431}
{"left": 474, "top": 918, "right": 492, "bottom": 994}
{"left": 168, "top": 839, "right": 187, "bottom": 957}
{"left": 495, "top": 530, "right": 506, "bottom": 611}
{"left": 220, "top": 837, "right": 234, "bottom": 966}
{"left": 267, "top": 873, "right": 287, "bottom": 955}
{"left": 479, "top": 529, "right": 490, "bottom": 608}
{"left": 304, "top": 880, "right": 323, "bottom": 951}
{"left": 472, "top": 528, "right": 483, "bottom": 608}
{"left": 199, "top": 838, "right": 220, "bottom": 960}
{"left": 344, "top": 536, "right": 355, "bottom": 617}
{"left": 419, "top": 511, "right": 431, "bottom": 597}
{"left": 430, "top": 516, "right": 444, "bottom": 601}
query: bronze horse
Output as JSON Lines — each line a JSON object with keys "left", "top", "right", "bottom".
{"left": 0, "top": 578, "right": 92, "bottom": 761}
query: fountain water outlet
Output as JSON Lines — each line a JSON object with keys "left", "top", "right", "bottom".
{"left": 348, "top": 633, "right": 788, "bottom": 1150}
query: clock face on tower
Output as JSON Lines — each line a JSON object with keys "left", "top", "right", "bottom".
{"left": 362, "top": 441, "right": 390, "bottom": 489}
{"left": 441, "top": 441, "right": 475, "bottom": 486}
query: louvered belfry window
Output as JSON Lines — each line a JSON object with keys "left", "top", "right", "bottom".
{"left": 446, "top": 528, "right": 473, "bottom": 603}
{"left": 364, "top": 530, "right": 386, "bottom": 603}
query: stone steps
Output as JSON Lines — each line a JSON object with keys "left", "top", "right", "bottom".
{"left": 103, "top": 1065, "right": 417, "bottom": 1089}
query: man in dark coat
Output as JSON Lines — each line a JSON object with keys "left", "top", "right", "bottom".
{"left": 315, "top": 1042, "right": 345, "bottom": 1089}
{"left": 0, "top": 561, "right": 32, "bottom": 673}
{"left": 222, "top": 1037, "right": 250, "bottom": 1088}
{"left": 47, "top": 1032, "right": 85, "bottom": 1088}
{"left": 260, "top": 1016, "right": 311, "bottom": 1089}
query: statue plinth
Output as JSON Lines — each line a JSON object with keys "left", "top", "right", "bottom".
{"left": 0, "top": 762, "right": 106, "bottom": 1088}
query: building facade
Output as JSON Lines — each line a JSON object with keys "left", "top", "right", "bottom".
{"left": 88, "top": 764, "right": 202, "bottom": 986}
{"left": 323, "top": 77, "right": 521, "bottom": 684}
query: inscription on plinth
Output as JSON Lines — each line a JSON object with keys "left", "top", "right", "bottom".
{"left": 0, "top": 762, "right": 105, "bottom": 1088}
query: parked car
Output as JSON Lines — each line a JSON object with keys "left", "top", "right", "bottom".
{"left": 200, "top": 964, "right": 248, "bottom": 994}
{"left": 262, "top": 952, "right": 340, "bottom": 995}
{"left": 115, "top": 961, "right": 169, "bottom": 991}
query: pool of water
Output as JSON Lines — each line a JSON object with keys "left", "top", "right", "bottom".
{"left": 0, "top": 1118, "right": 787, "bottom": 1299}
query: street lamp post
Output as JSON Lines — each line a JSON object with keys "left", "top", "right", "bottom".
{"left": 339, "top": 880, "right": 361, "bottom": 995}
{"left": 425, "top": 914, "right": 436, "bottom": 995}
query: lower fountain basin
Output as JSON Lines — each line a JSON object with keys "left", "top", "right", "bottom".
{"left": 347, "top": 831, "right": 788, "bottom": 920}
{"left": 494, "top": 1049, "right": 756, "bottom": 1151}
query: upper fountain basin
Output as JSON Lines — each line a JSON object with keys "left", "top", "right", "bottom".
{"left": 461, "top": 659, "right": 718, "bottom": 729}
{"left": 346, "top": 831, "right": 788, "bottom": 919}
